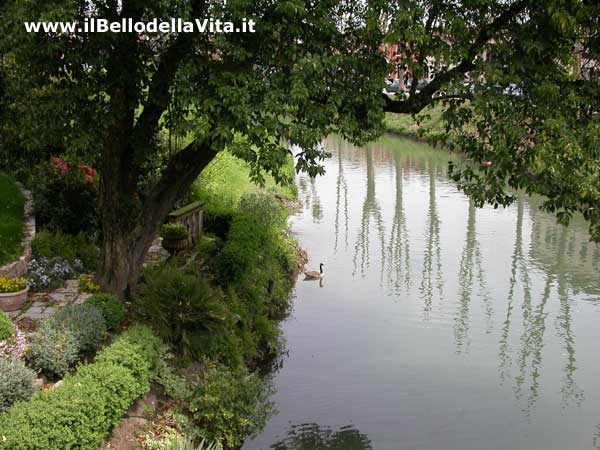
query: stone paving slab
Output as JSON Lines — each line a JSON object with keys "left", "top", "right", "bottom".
{"left": 8, "top": 279, "right": 90, "bottom": 323}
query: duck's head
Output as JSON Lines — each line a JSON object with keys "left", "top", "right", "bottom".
{"left": 320, "top": 263, "right": 324, "bottom": 273}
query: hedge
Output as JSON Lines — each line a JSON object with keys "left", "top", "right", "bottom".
{"left": 0, "top": 324, "right": 162, "bottom": 450}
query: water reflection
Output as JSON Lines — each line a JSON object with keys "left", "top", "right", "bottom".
{"left": 386, "top": 149, "right": 411, "bottom": 293}
{"left": 352, "top": 148, "right": 385, "bottom": 279}
{"left": 251, "top": 135, "right": 600, "bottom": 450}
{"left": 271, "top": 423, "right": 372, "bottom": 450}
{"left": 333, "top": 146, "right": 350, "bottom": 253}
{"left": 306, "top": 137, "right": 593, "bottom": 412}
{"left": 419, "top": 162, "right": 443, "bottom": 319}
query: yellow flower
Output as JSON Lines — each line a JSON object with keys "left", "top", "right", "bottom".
{"left": 0, "top": 277, "right": 27, "bottom": 294}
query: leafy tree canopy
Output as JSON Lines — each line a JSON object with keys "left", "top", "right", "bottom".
{"left": 0, "top": 0, "right": 598, "bottom": 293}
{"left": 381, "top": 0, "right": 600, "bottom": 239}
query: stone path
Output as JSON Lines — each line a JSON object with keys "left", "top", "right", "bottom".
{"left": 6, "top": 279, "right": 92, "bottom": 323}
{"left": 0, "top": 186, "right": 36, "bottom": 279}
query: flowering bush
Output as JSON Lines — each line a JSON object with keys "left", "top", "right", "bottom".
{"left": 27, "top": 257, "right": 81, "bottom": 292}
{"left": 0, "top": 325, "right": 27, "bottom": 359}
{"left": 27, "top": 323, "right": 79, "bottom": 377}
{"left": 0, "top": 277, "right": 27, "bottom": 294}
{"left": 32, "top": 157, "right": 99, "bottom": 235}
{"left": 78, "top": 274, "right": 101, "bottom": 293}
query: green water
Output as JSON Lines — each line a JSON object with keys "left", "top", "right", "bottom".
{"left": 243, "top": 135, "right": 600, "bottom": 450}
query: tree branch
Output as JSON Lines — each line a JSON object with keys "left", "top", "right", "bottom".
{"left": 130, "top": 0, "right": 208, "bottom": 166}
{"left": 143, "top": 137, "right": 218, "bottom": 218}
{"left": 385, "top": 0, "right": 529, "bottom": 114}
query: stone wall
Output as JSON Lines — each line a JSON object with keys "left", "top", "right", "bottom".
{"left": 167, "top": 201, "right": 203, "bottom": 244}
{"left": 0, "top": 185, "right": 35, "bottom": 279}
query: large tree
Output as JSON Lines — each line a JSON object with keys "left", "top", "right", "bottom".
{"left": 1, "top": 0, "right": 598, "bottom": 296}
{"left": 2, "top": 0, "right": 388, "bottom": 296}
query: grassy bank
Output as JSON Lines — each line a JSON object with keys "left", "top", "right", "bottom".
{"left": 383, "top": 104, "right": 448, "bottom": 142}
{"left": 131, "top": 152, "right": 300, "bottom": 448}
{"left": 192, "top": 151, "right": 296, "bottom": 208}
{"left": 0, "top": 173, "right": 25, "bottom": 265}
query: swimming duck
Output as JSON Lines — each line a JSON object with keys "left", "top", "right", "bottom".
{"left": 304, "top": 263, "right": 324, "bottom": 280}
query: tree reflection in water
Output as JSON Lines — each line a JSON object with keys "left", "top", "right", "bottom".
{"left": 334, "top": 144, "right": 350, "bottom": 254}
{"left": 454, "top": 199, "right": 492, "bottom": 353}
{"left": 352, "top": 147, "right": 385, "bottom": 279}
{"left": 386, "top": 149, "right": 411, "bottom": 294}
{"left": 270, "top": 423, "right": 373, "bottom": 450}
{"left": 419, "top": 161, "right": 443, "bottom": 319}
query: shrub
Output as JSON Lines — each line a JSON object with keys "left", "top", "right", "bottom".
{"left": 0, "top": 357, "right": 36, "bottom": 414}
{"left": 78, "top": 274, "right": 101, "bottom": 293}
{"left": 86, "top": 293, "right": 125, "bottom": 329}
{"left": 0, "top": 324, "right": 27, "bottom": 359}
{"left": 202, "top": 206, "right": 235, "bottom": 239}
{"left": 0, "top": 310, "right": 14, "bottom": 341}
{"left": 213, "top": 193, "right": 296, "bottom": 364}
{"left": 46, "top": 304, "right": 107, "bottom": 353}
{"left": 160, "top": 223, "right": 189, "bottom": 240}
{"left": 26, "top": 324, "right": 79, "bottom": 378}
{"left": 136, "top": 264, "right": 231, "bottom": 364}
{"left": 31, "top": 157, "right": 99, "bottom": 235}
{"left": 187, "top": 362, "right": 274, "bottom": 449}
{"left": 94, "top": 324, "right": 163, "bottom": 385}
{"left": 0, "top": 325, "right": 162, "bottom": 450}
{"left": 31, "top": 230, "right": 98, "bottom": 271}
{"left": 26, "top": 257, "right": 79, "bottom": 291}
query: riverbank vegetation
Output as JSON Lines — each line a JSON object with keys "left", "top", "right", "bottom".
{"left": 0, "top": 0, "right": 598, "bottom": 448}
{"left": 0, "top": 154, "right": 298, "bottom": 448}
{"left": 383, "top": 105, "right": 448, "bottom": 142}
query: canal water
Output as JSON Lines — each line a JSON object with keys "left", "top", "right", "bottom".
{"left": 243, "top": 135, "right": 600, "bottom": 450}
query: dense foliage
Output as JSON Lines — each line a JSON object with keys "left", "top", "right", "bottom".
{"left": 379, "top": 0, "right": 600, "bottom": 239}
{"left": 158, "top": 360, "right": 274, "bottom": 450}
{"left": 0, "top": 0, "right": 388, "bottom": 295}
{"left": 188, "top": 363, "right": 274, "bottom": 450}
{"left": 46, "top": 304, "right": 107, "bottom": 353}
{"left": 85, "top": 293, "right": 125, "bottom": 330}
{"left": 31, "top": 230, "right": 98, "bottom": 271}
{"left": 0, "top": 325, "right": 162, "bottom": 450}
{"left": 31, "top": 158, "right": 98, "bottom": 235}
{"left": 136, "top": 264, "right": 231, "bottom": 365}
{"left": 26, "top": 324, "right": 79, "bottom": 378}
{"left": 218, "top": 193, "right": 296, "bottom": 318}
{"left": 0, "top": 173, "right": 24, "bottom": 265}
{"left": 0, "top": 357, "right": 36, "bottom": 414}
{"left": 0, "top": 310, "right": 15, "bottom": 341}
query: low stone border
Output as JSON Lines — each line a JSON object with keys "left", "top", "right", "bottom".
{"left": 0, "top": 183, "right": 35, "bottom": 279}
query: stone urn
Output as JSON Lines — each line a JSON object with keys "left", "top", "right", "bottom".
{"left": 161, "top": 237, "right": 189, "bottom": 254}
{"left": 0, "top": 286, "right": 29, "bottom": 312}
{"left": 160, "top": 223, "right": 189, "bottom": 256}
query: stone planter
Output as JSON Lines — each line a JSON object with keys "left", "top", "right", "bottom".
{"left": 0, "top": 286, "right": 29, "bottom": 312}
{"left": 161, "top": 237, "right": 189, "bottom": 255}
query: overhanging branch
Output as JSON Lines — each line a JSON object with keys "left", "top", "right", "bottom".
{"left": 385, "top": 0, "right": 529, "bottom": 115}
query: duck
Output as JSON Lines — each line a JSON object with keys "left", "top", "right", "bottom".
{"left": 304, "top": 263, "right": 324, "bottom": 280}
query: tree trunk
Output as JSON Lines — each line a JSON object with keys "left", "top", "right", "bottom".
{"left": 97, "top": 221, "right": 159, "bottom": 299}
{"left": 95, "top": 139, "right": 218, "bottom": 298}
